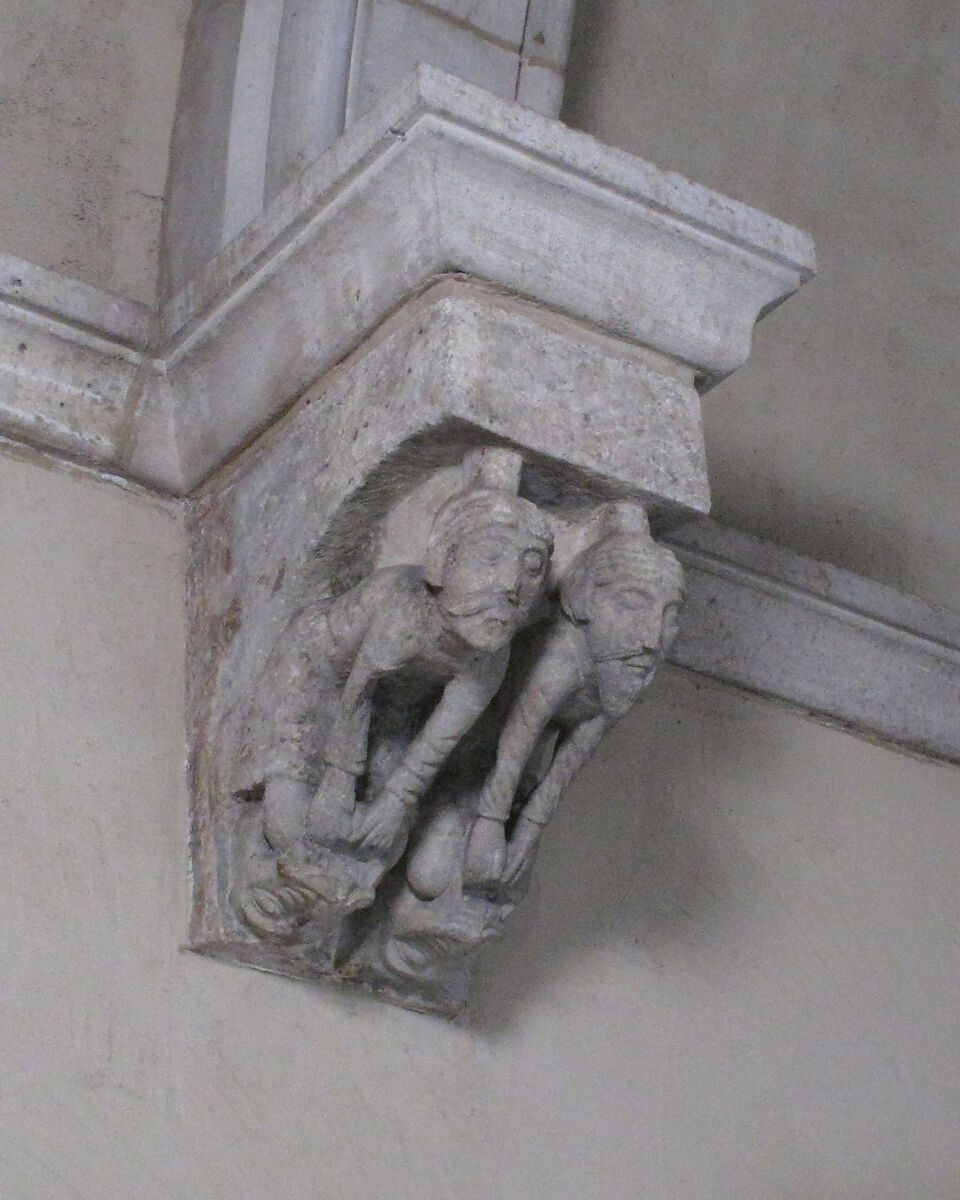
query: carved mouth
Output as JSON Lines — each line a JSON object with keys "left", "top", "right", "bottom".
{"left": 446, "top": 596, "right": 518, "bottom": 619}
{"left": 596, "top": 649, "right": 657, "bottom": 667}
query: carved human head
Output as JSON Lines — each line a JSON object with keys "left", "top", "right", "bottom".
{"left": 424, "top": 485, "right": 554, "bottom": 653}
{"left": 560, "top": 505, "right": 684, "bottom": 673}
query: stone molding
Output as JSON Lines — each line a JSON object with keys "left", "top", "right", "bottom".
{"left": 164, "top": 1, "right": 579, "bottom": 294}
{"left": 1, "top": 69, "right": 814, "bottom": 495}
{"left": 665, "top": 519, "right": 960, "bottom": 767}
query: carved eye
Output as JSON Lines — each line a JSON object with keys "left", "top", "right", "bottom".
{"left": 522, "top": 549, "right": 546, "bottom": 576}
{"left": 466, "top": 536, "right": 504, "bottom": 566}
{"left": 616, "top": 587, "right": 651, "bottom": 611}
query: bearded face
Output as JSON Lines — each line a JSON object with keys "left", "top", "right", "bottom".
{"left": 557, "top": 535, "right": 683, "bottom": 715}
{"left": 439, "top": 526, "right": 549, "bottom": 652}
{"left": 586, "top": 581, "right": 680, "bottom": 711}
{"left": 585, "top": 574, "right": 680, "bottom": 661}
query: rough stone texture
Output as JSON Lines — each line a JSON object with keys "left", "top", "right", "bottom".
{"left": 185, "top": 284, "right": 700, "bottom": 1011}
{"left": 158, "top": 68, "right": 813, "bottom": 494}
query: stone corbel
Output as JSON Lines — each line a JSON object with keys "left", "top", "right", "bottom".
{"left": 177, "top": 68, "right": 816, "bottom": 1015}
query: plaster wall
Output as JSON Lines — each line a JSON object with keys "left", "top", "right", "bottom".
{"left": 0, "top": 0, "right": 191, "bottom": 305}
{"left": 565, "top": 0, "right": 960, "bottom": 610}
{"left": 1, "top": 447, "right": 958, "bottom": 1199}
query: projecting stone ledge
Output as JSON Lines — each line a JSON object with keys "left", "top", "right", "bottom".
{"left": 0, "top": 68, "right": 814, "bottom": 494}
{"left": 164, "top": 68, "right": 815, "bottom": 1016}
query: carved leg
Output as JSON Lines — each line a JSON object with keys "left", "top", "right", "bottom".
{"left": 262, "top": 775, "right": 310, "bottom": 855}
{"left": 233, "top": 776, "right": 318, "bottom": 939}
{"left": 276, "top": 764, "right": 377, "bottom": 912}
{"left": 501, "top": 816, "right": 542, "bottom": 886}
{"left": 462, "top": 815, "right": 507, "bottom": 893}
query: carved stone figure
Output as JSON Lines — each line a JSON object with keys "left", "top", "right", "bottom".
{"left": 461, "top": 503, "right": 684, "bottom": 895}
{"left": 352, "top": 503, "right": 685, "bottom": 1009}
{"left": 232, "top": 449, "right": 554, "bottom": 939}
{"left": 350, "top": 744, "right": 519, "bottom": 1014}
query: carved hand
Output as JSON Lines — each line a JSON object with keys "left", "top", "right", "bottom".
{"left": 502, "top": 816, "right": 542, "bottom": 885}
{"left": 307, "top": 764, "right": 359, "bottom": 845}
{"left": 463, "top": 814, "right": 507, "bottom": 891}
{"left": 355, "top": 792, "right": 409, "bottom": 857}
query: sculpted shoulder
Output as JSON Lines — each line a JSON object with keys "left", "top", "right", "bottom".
{"left": 353, "top": 565, "right": 433, "bottom": 671}
{"left": 354, "top": 564, "right": 426, "bottom": 617}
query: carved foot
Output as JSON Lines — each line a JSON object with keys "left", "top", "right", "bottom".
{"left": 278, "top": 856, "right": 376, "bottom": 914}
{"left": 462, "top": 815, "right": 507, "bottom": 894}
{"left": 502, "top": 817, "right": 542, "bottom": 886}
{"left": 234, "top": 877, "right": 318, "bottom": 940}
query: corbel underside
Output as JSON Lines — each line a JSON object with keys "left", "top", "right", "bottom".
{"left": 185, "top": 282, "right": 706, "bottom": 1015}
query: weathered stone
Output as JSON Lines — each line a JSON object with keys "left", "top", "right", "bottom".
{"left": 0, "top": 70, "right": 815, "bottom": 495}
{"left": 185, "top": 280, "right": 704, "bottom": 1012}
{"left": 165, "top": 2, "right": 580, "bottom": 293}
{"left": 663, "top": 518, "right": 960, "bottom": 765}
{"left": 188, "top": 431, "right": 683, "bottom": 1013}
{"left": 159, "top": 68, "right": 814, "bottom": 493}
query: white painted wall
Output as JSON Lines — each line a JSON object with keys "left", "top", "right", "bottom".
{"left": 1, "top": 448, "right": 958, "bottom": 1199}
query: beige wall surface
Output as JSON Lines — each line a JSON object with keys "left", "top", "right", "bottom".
{"left": 1, "top": 446, "right": 958, "bottom": 1200}
{"left": 0, "top": 0, "right": 190, "bottom": 305}
{"left": 564, "top": 0, "right": 960, "bottom": 610}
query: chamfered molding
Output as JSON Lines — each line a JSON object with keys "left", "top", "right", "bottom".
{"left": 665, "top": 519, "right": 960, "bottom": 766}
{"left": 0, "top": 68, "right": 815, "bottom": 496}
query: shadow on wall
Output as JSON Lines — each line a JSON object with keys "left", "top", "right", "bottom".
{"left": 470, "top": 668, "right": 774, "bottom": 1036}
{"left": 560, "top": 0, "right": 606, "bottom": 129}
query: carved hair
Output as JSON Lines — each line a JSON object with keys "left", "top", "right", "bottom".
{"left": 423, "top": 488, "right": 554, "bottom": 588}
{"left": 560, "top": 532, "right": 684, "bottom": 624}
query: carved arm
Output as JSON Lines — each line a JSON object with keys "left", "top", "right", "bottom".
{"left": 379, "top": 661, "right": 506, "bottom": 810}
{"left": 355, "top": 658, "right": 506, "bottom": 853}
{"left": 500, "top": 713, "right": 609, "bottom": 883}
{"left": 475, "top": 623, "right": 584, "bottom": 823}
{"left": 517, "top": 713, "right": 609, "bottom": 828}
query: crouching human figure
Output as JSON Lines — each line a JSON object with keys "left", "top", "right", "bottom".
{"left": 232, "top": 449, "right": 554, "bottom": 939}
{"left": 463, "top": 503, "right": 684, "bottom": 893}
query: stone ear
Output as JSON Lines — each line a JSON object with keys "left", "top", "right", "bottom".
{"left": 422, "top": 541, "right": 448, "bottom": 589}
{"left": 558, "top": 557, "right": 593, "bottom": 624}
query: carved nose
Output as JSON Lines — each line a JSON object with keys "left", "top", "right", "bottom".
{"left": 498, "top": 572, "right": 520, "bottom": 603}
{"left": 638, "top": 615, "right": 661, "bottom": 646}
